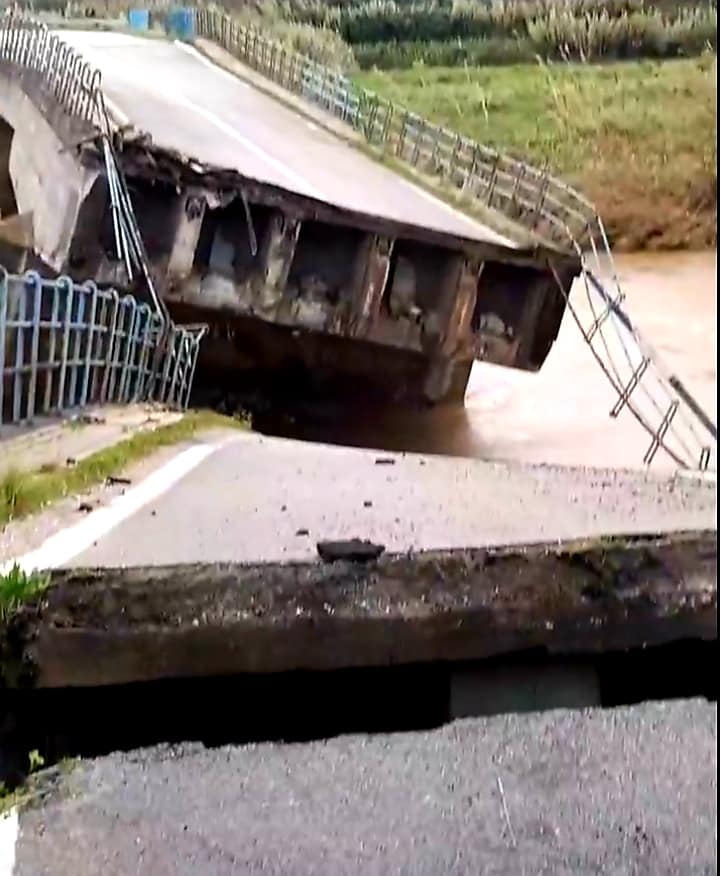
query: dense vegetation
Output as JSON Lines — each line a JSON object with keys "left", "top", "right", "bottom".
{"left": 36, "top": 0, "right": 718, "bottom": 248}
{"left": 358, "top": 55, "right": 717, "bottom": 249}
{"left": 259, "top": 0, "right": 717, "bottom": 68}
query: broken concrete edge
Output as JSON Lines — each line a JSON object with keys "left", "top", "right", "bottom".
{"left": 188, "top": 37, "right": 550, "bottom": 255}
{"left": 0, "top": 529, "right": 715, "bottom": 689}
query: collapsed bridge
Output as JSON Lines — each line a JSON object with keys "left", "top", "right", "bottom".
{"left": 2, "top": 23, "right": 579, "bottom": 409}
{"left": 1, "top": 10, "right": 716, "bottom": 471}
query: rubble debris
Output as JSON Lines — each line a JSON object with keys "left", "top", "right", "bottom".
{"left": 106, "top": 475, "right": 132, "bottom": 487}
{"left": 316, "top": 539, "right": 385, "bottom": 563}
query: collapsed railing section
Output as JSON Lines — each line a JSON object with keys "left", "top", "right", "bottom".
{"left": 193, "top": 7, "right": 716, "bottom": 472}
{"left": 0, "top": 268, "right": 205, "bottom": 428}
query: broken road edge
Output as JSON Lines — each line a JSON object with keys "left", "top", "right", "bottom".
{"left": 0, "top": 529, "right": 715, "bottom": 690}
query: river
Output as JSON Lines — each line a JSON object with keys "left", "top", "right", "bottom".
{"left": 252, "top": 252, "right": 717, "bottom": 473}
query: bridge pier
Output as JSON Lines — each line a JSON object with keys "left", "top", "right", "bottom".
{"left": 167, "top": 193, "right": 206, "bottom": 280}
{"left": 0, "top": 73, "right": 99, "bottom": 274}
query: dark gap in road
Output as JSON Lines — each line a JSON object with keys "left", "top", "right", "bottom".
{"left": 1, "top": 639, "right": 715, "bottom": 790}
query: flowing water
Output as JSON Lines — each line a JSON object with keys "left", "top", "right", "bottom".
{"left": 250, "top": 251, "right": 717, "bottom": 473}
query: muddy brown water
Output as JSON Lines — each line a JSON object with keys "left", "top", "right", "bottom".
{"left": 245, "top": 252, "right": 716, "bottom": 473}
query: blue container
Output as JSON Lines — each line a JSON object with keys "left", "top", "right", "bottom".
{"left": 165, "top": 8, "right": 196, "bottom": 41}
{"left": 127, "top": 8, "right": 150, "bottom": 31}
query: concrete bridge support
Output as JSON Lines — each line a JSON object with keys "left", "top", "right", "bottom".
{"left": 0, "top": 73, "right": 99, "bottom": 274}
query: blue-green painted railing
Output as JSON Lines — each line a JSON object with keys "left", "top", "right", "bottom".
{"left": 1, "top": 269, "right": 204, "bottom": 429}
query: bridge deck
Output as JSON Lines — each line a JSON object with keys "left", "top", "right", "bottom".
{"left": 59, "top": 30, "right": 517, "bottom": 249}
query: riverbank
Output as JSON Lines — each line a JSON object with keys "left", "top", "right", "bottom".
{"left": 357, "top": 55, "right": 717, "bottom": 251}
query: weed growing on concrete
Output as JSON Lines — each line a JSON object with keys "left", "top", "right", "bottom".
{"left": 0, "top": 469, "right": 34, "bottom": 524}
{"left": 0, "top": 749, "right": 53, "bottom": 811}
{"left": 0, "top": 564, "right": 50, "bottom": 623}
{"left": 0, "top": 410, "right": 245, "bottom": 527}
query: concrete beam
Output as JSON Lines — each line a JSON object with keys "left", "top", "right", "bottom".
{"left": 349, "top": 233, "right": 394, "bottom": 337}
{"left": 2, "top": 530, "right": 715, "bottom": 689}
{"left": 421, "top": 255, "right": 480, "bottom": 401}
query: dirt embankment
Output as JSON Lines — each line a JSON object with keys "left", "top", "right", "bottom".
{"left": 591, "top": 177, "right": 717, "bottom": 253}
{"left": 357, "top": 57, "right": 717, "bottom": 253}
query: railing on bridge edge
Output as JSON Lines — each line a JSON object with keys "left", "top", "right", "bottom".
{"left": 1, "top": 269, "right": 205, "bottom": 429}
{"left": 191, "top": 6, "right": 716, "bottom": 473}
{"left": 0, "top": 10, "right": 100, "bottom": 125}
{"left": 0, "top": 11, "right": 206, "bottom": 428}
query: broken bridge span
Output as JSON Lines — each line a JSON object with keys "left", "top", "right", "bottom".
{"left": 0, "top": 9, "right": 716, "bottom": 471}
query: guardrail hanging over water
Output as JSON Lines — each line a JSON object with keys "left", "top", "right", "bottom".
{"left": 1, "top": 8, "right": 716, "bottom": 469}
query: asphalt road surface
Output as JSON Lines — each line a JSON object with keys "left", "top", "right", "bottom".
{"left": 58, "top": 30, "right": 513, "bottom": 247}
{"left": 56, "top": 434, "right": 716, "bottom": 568}
{"left": 10, "top": 699, "right": 717, "bottom": 875}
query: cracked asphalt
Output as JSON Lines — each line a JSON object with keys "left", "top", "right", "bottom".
{"left": 67, "top": 433, "right": 716, "bottom": 567}
{"left": 12, "top": 699, "right": 717, "bottom": 875}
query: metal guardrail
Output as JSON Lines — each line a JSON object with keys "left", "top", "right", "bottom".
{"left": 0, "top": 10, "right": 101, "bottom": 126}
{"left": 0, "top": 11, "right": 206, "bottom": 427}
{"left": 193, "top": 7, "right": 716, "bottom": 473}
{"left": 1, "top": 269, "right": 204, "bottom": 428}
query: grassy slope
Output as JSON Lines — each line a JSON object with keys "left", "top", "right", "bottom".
{"left": 356, "top": 55, "right": 717, "bottom": 250}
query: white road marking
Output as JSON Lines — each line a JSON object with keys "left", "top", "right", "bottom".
{"left": 112, "top": 54, "right": 326, "bottom": 202}
{"left": 0, "top": 808, "right": 18, "bottom": 876}
{"left": 168, "top": 90, "right": 326, "bottom": 200}
{"left": 173, "top": 40, "right": 250, "bottom": 89}
{"left": 0, "top": 443, "right": 219, "bottom": 575}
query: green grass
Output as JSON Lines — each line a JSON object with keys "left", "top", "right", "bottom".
{"left": 0, "top": 410, "right": 245, "bottom": 528}
{"left": 0, "top": 565, "right": 51, "bottom": 623}
{"left": 356, "top": 54, "right": 717, "bottom": 249}
{"left": 1, "top": 754, "right": 76, "bottom": 813}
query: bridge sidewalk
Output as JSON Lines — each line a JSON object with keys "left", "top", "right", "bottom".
{"left": 0, "top": 404, "right": 182, "bottom": 479}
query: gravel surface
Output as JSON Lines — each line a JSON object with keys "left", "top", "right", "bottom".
{"left": 13, "top": 699, "right": 717, "bottom": 875}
